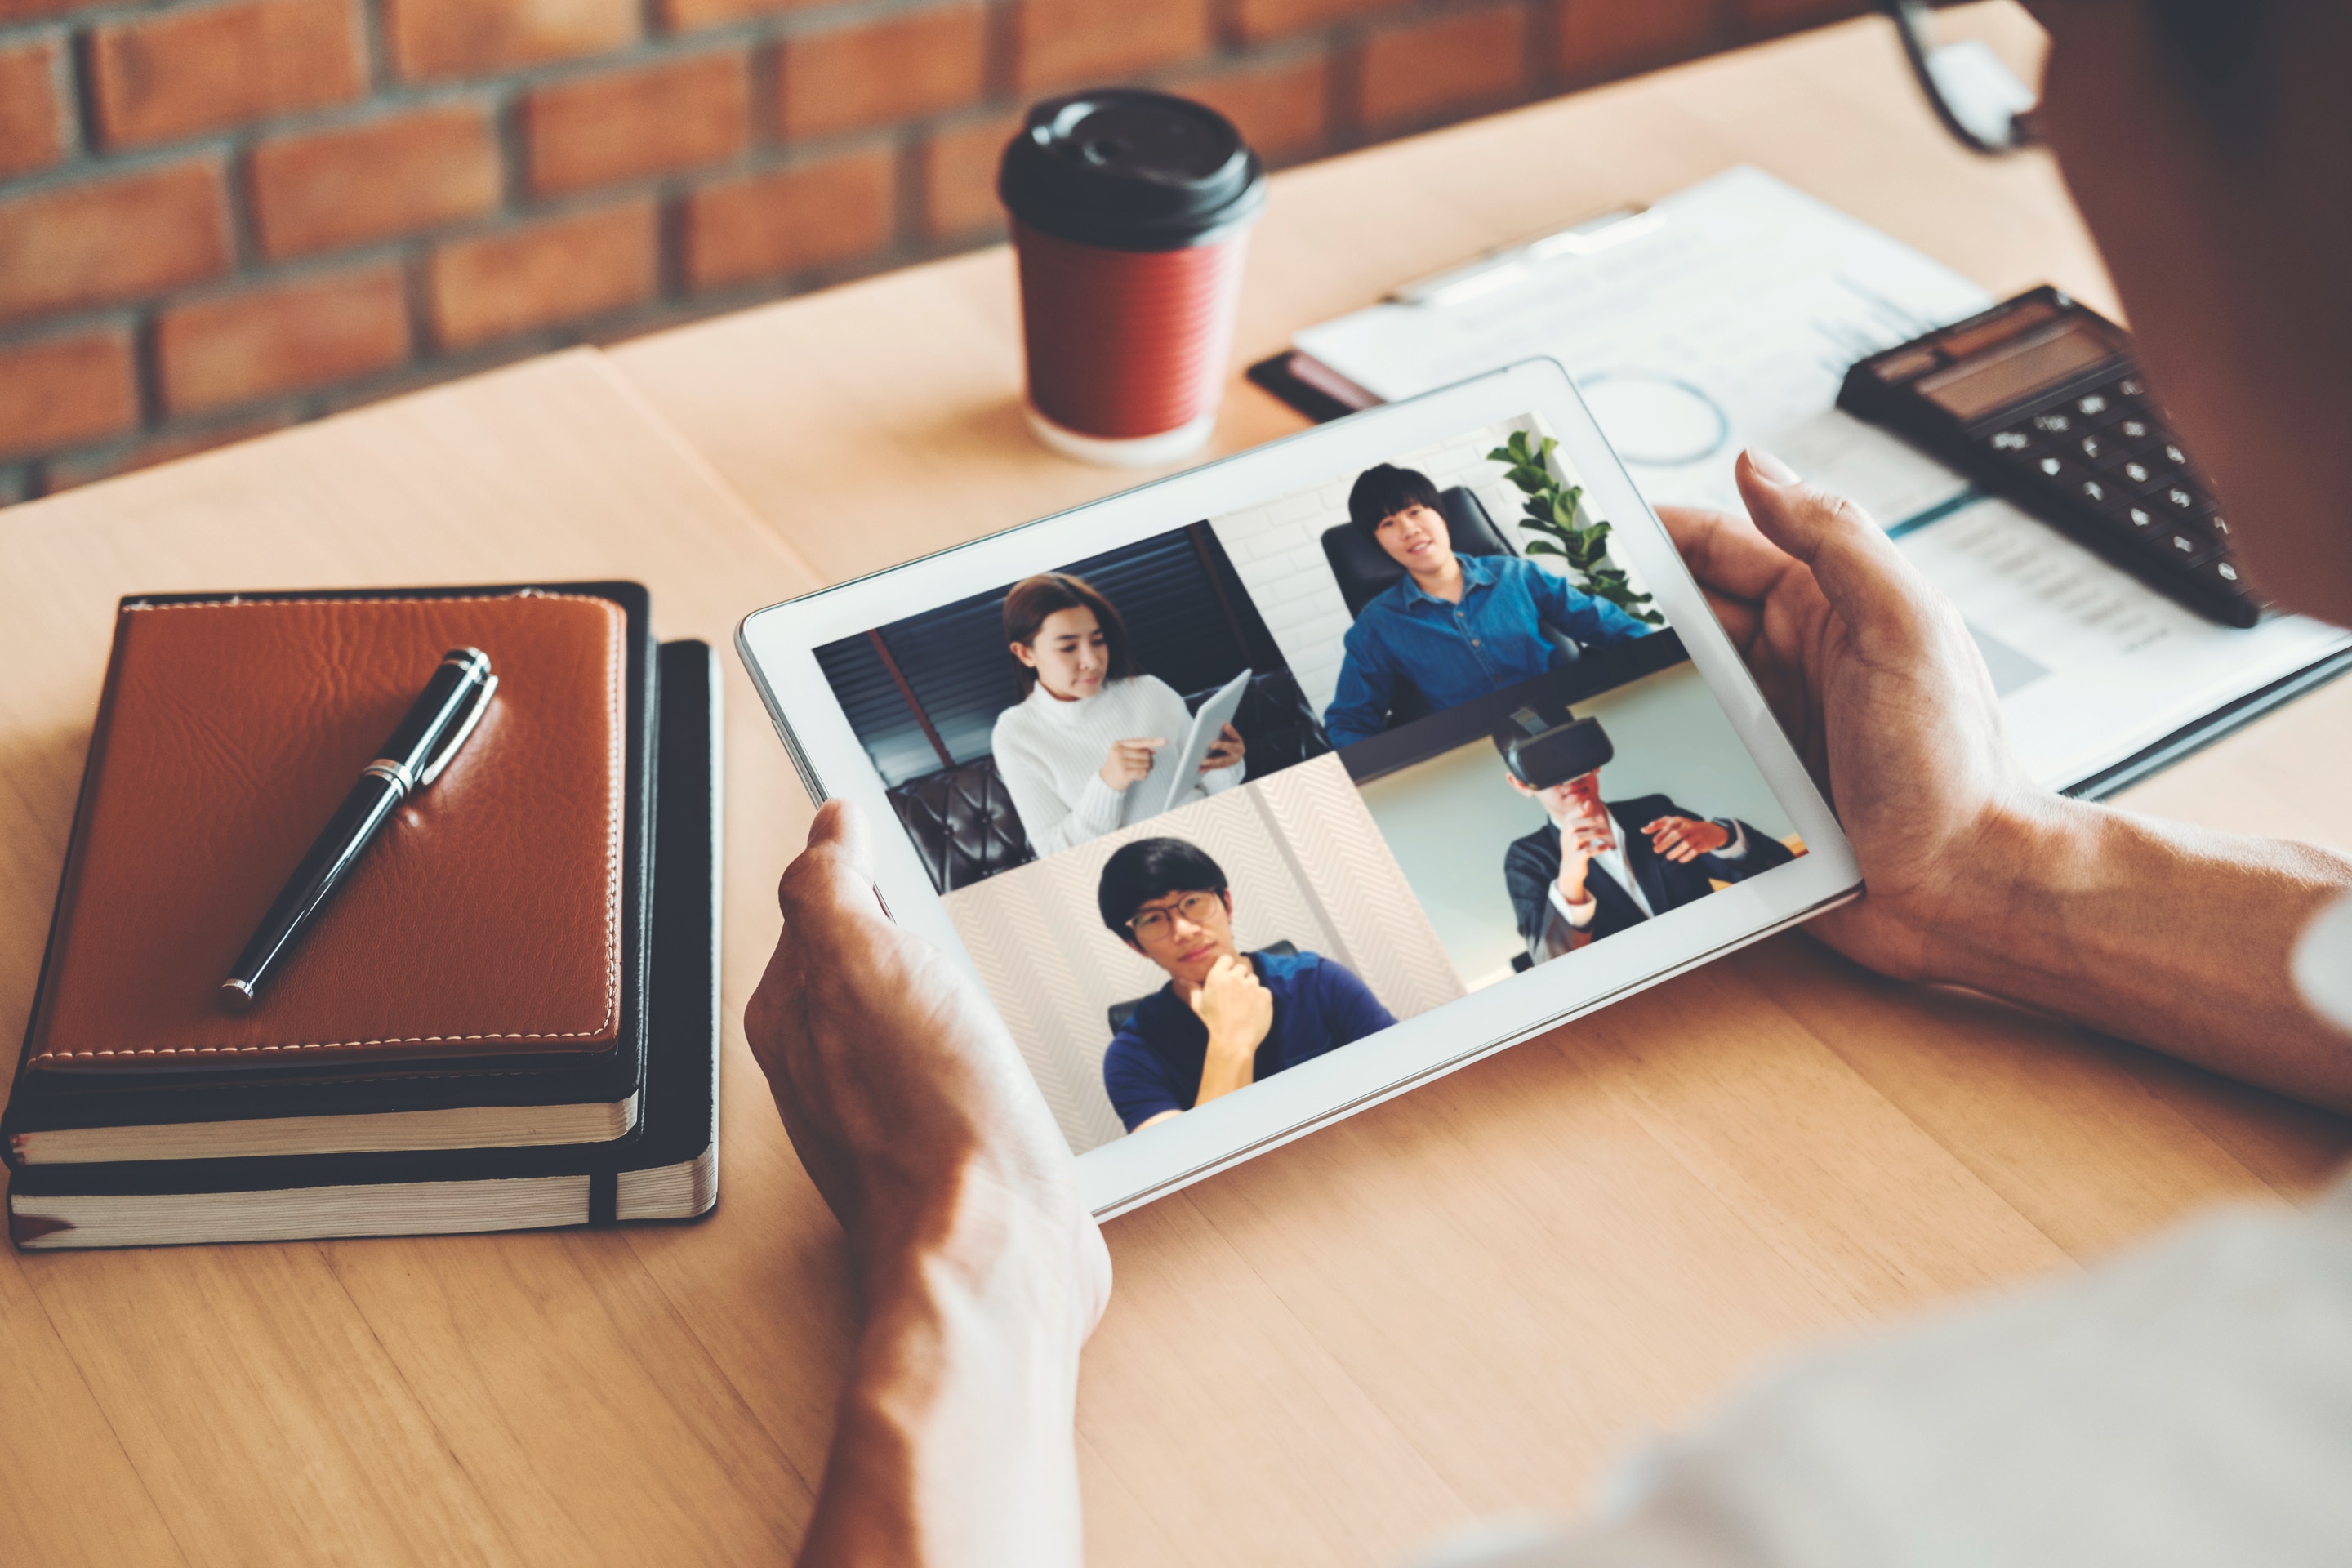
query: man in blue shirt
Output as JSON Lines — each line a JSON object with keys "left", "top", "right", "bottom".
{"left": 1323, "top": 464, "right": 1654, "bottom": 748}
{"left": 1096, "top": 837, "right": 1396, "bottom": 1134}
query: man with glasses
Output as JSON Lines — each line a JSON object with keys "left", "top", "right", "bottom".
{"left": 743, "top": 2, "right": 2352, "bottom": 1561}
{"left": 1094, "top": 837, "right": 1397, "bottom": 1134}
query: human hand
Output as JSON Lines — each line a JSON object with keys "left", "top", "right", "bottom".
{"left": 1556, "top": 808, "right": 1612, "bottom": 904}
{"left": 744, "top": 800, "right": 1111, "bottom": 1317}
{"left": 1200, "top": 722, "right": 1245, "bottom": 773}
{"left": 1659, "top": 452, "right": 2042, "bottom": 980}
{"left": 749, "top": 801, "right": 1108, "bottom": 1567}
{"left": 1188, "top": 954, "right": 1274, "bottom": 1059}
{"left": 1643, "top": 815, "right": 1731, "bottom": 864}
{"left": 1100, "top": 737, "right": 1165, "bottom": 791}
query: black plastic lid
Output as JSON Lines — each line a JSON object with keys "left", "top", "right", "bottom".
{"left": 998, "top": 89, "right": 1267, "bottom": 252}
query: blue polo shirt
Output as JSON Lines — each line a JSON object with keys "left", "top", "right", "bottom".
{"left": 1102, "top": 949, "right": 1397, "bottom": 1133}
{"left": 1323, "top": 553, "right": 1652, "bottom": 747}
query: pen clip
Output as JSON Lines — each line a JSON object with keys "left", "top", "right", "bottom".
{"left": 417, "top": 673, "right": 497, "bottom": 787}
{"left": 1386, "top": 205, "right": 1665, "bottom": 308}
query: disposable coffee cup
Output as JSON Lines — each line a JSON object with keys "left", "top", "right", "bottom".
{"left": 999, "top": 90, "right": 1268, "bottom": 466}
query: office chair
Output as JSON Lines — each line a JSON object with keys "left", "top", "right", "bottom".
{"left": 1320, "top": 486, "right": 1515, "bottom": 617}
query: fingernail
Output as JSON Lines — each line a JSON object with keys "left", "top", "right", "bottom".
{"left": 1745, "top": 449, "right": 1800, "bottom": 485}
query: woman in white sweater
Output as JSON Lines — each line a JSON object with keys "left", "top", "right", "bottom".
{"left": 992, "top": 573, "right": 1246, "bottom": 856}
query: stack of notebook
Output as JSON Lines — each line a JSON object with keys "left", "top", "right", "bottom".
{"left": 3, "top": 583, "right": 721, "bottom": 1250}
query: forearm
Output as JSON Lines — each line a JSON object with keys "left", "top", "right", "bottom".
{"left": 1924, "top": 795, "right": 2352, "bottom": 1109}
{"left": 800, "top": 1204, "right": 1091, "bottom": 1567}
{"left": 1195, "top": 1039, "right": 1255, "bottom": 1107}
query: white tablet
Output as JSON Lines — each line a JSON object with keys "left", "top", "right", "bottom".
{"left": 1147, "top": 666, "right": 1250, "bottom": 817}
{"left": 738, "top": 359, "right": 1860, "bottom": 1218}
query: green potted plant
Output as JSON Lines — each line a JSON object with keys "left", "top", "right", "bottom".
{"left": 1486, "top": 430, "right": 1663, "bottom": 625}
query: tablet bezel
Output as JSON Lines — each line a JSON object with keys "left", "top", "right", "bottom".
{"left": 737, "top": 359, "right": 1861, "bottom": 1218}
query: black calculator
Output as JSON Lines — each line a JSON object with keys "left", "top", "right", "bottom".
{"left": 1837, "top": 286, "right": 2258, "bottom": 628}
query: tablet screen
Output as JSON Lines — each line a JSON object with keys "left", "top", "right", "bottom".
{"left": 804, "top": 409, "right": 1811, "bottom": 1157}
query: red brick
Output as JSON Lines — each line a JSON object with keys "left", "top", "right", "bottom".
{"left": 158, "top": 265, "right": 411, "bottom": 413}
{"left": 1234, "top": 0, "right": 1405, "bottom": 46}
{"left": 527, "top": 50, "right": 749, "bottom": 196}
{"left": 1559, "top": 0, "right": 1715, "bottom": 76}
{"left": 0, "top": 38, "right": 67, "bottom": 177}
{"left": 782, "top": 4, "right": 987, "bottom": 140}
{"left": 430, "top": 202, "right": 657, "bottom": 349}
{"left": 921, "top": 111, "right": 1021, "bottom": 239}
{"left": 1014, "top": 0, "right": 1214, "bottom": 91}
{"left": 0, "top": 329, "right": 139, "bottom": 459}
{"left": 1361, "top": 3, "right": 1528, "bottom": 129}
{"left": 0, "top": 0, "right": 121, "bottom": 22}
{"left": 384, "top": 0, "right": 639, "bottom": 82}
{"left": 684, "top": 151, "right": 894, "bottom": 291}
{"left": 1167, "top": 51, "right": 1330, "bottom": 161}
{"left": 42, "top": 412, "right": 298, "bottom": 492}
{"left": 1739, "top": 0, "right": 1869, "bottom": 30}
{"left": 89, "top": 0, "right": 363, "bottom": 149}
{"left": 250, "top": 105, "right": 501, "bottom": 259}
{"left": 660, "top": 0, "right": 825, "bottom": 30}
{"left": 0, "top": 162, "right": 234, "bottom": 323}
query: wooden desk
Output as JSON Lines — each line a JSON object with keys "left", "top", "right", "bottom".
{"left": 3, "top": 8, "right": 2347, "bottom": 1566}
{"left": 603, "top": 0, "right": 2347, "bottom": 1551}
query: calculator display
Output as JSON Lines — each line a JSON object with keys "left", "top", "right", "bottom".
{"left": 1917, "top": 317, "right": 2124, "bottom": 423}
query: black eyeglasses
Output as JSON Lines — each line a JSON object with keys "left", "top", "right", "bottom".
{"left": 1879, "top": 0, "right": 2042, "bottom": 155}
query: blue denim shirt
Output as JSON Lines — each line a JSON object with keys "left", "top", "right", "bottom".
{"left": 1323, "top": 554, "right": 1652, "bottom": 747}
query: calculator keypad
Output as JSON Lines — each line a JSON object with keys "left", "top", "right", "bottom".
{"left": 1971, "top": 374, "right": 2254, "bottom": 621}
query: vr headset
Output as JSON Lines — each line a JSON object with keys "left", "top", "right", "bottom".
{"left": 1494, "top": 706, "right": 1614, "bottom": 791}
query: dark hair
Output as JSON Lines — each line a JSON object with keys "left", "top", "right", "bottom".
{"left": 1002, "top": 572, "right": 1135, "bottom": 695}
{"left": 1348, "top": 464, "right": 1444, "bottom": 541}
{"left": 1097, "top": 838, "right": 1228, "bottom": 938}
{"left": 2147, "top": 0, "right": 2272, "bottom": 146}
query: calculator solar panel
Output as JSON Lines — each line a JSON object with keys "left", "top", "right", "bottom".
{"left": 1837, "top": 286, "right": 2257, "bottom": 628}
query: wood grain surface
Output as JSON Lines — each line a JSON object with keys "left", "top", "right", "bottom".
{"left": 3, "top": 7, "right": 2347, "bottom": 1564}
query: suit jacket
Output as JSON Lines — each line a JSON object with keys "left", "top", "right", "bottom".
{"left": 1503, "top": 793, "right": 1797, "bottom": 964}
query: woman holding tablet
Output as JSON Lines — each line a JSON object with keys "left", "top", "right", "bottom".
{"left": 991, "top": 572, "right": 1245, "bottom": 854}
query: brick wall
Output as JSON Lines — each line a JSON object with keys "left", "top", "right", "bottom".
{"left": 0, "top": 0, "right": 1868, "bottom": 502}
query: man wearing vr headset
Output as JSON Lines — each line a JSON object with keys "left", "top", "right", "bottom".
{"left": 742, "top": 2, "right": 2352, "bottom": 1563}
{"left": 1495, "top": 710, "right": 1797, "bottom": 964}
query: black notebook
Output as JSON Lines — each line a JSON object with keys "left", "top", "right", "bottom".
{"left": 6, "top": 641, "right": 721, "bottom": 1249}
{"left": 2, "top": 581, "right": 662, "bottom": 1166}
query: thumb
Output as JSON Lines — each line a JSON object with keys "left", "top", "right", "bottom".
{"left": 781, "top": 800, "right": 880, "bottom": 924}
{"left": 804, "top": 797, "right": 874, "bottom": 874}
{"left": 1734, "top": 450, "right": 1936, "bottom": 643}
{"left": 785, "top": 799, "right": 880, "bottom": 921}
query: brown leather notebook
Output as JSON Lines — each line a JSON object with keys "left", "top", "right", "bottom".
{"left": 26, "top": 590, "right": 629, "bottom": 1075}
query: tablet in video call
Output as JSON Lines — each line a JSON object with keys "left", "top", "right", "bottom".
{"left": 739, "top": 359, "right": 1860, "bottom": 1216}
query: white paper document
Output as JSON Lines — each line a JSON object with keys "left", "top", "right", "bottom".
{"left": 1291, "top": 167, "right": 2350, "bottom": 791}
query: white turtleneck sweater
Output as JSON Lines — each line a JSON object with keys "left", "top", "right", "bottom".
{"left": 991, "top": 675, "right": 1245, "bottom": 855}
